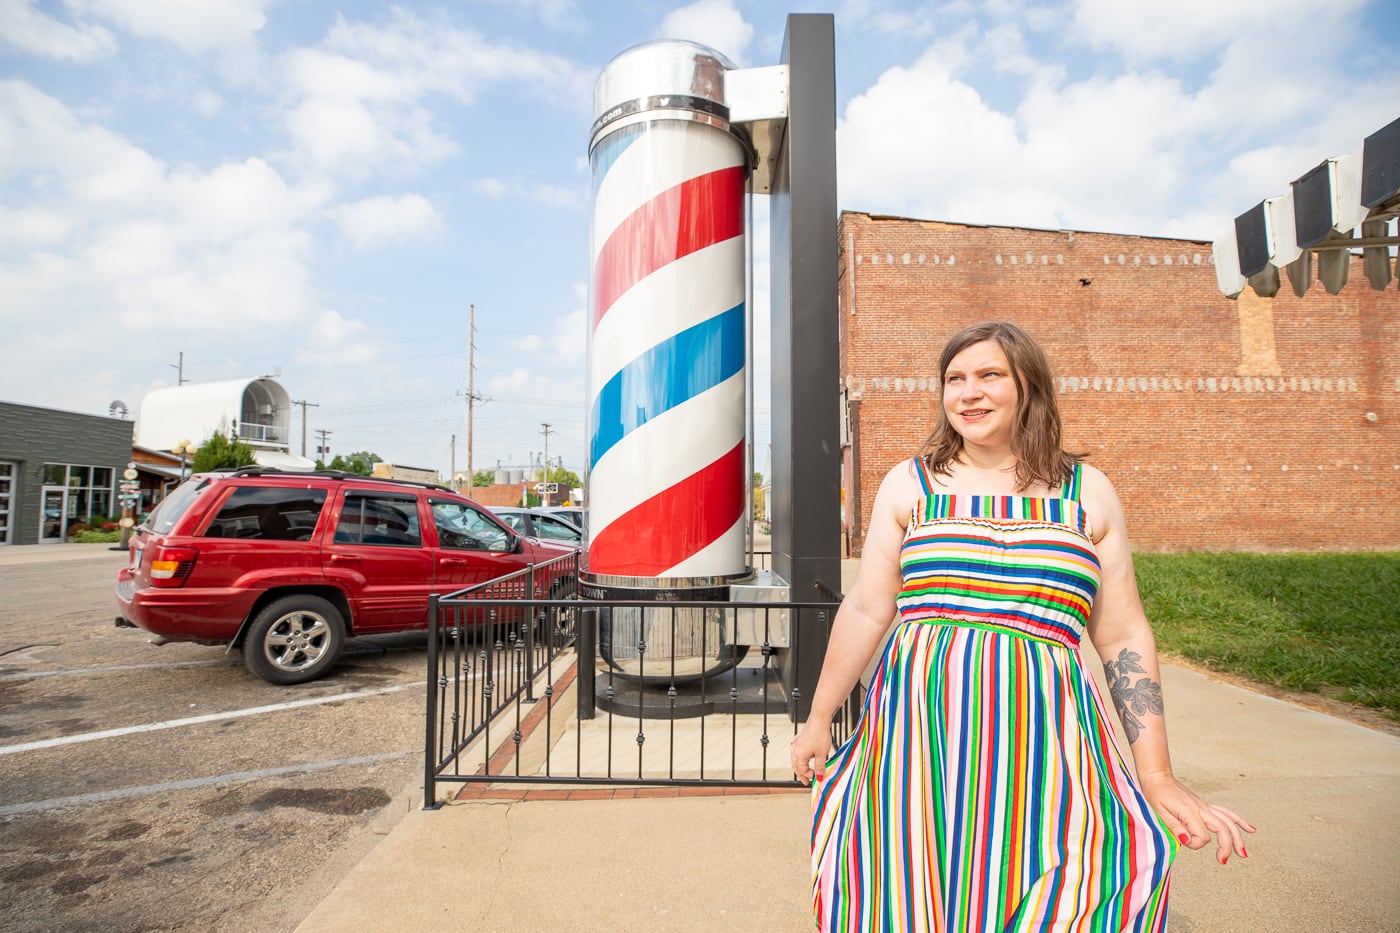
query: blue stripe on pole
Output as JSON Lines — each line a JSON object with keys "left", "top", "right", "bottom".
{"left": 589, "top": 302, "right": 744, "bottom": 469}
{"left": 591, "top": 124, "right": 645, "bottom": 197}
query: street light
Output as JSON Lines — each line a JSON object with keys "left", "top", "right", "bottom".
{"left": 171, "top": 438, "right": 196, "bottom": 481}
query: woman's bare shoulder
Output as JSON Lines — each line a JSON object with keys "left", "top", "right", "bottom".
{"left": 878, "top": 457, "right": 925, "bottom": 496}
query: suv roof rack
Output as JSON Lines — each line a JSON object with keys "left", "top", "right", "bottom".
{"left": 222, "top": 466, "right": 457, "bottom": 494}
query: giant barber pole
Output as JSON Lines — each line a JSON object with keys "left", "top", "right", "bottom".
{"left": 585, "top": 42, "right": 750, "bottom": 601}
{"left": 580, "top": 17, "right": 841, "bottom": 714}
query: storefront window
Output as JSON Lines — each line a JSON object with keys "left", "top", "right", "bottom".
{"left": 40, "top": 462, "right": 117, "bottom": 525}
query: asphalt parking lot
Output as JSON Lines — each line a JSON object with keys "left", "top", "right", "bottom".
{"left": 0, "top": 545, "right": 434, "bottom": 932}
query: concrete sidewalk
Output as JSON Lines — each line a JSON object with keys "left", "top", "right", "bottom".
{"left": 296, "top": 660, "right": 1400, "bottom": 933}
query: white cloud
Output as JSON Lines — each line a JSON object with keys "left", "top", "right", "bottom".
{"left": 192, "top": 89, "right": 224, "bottom": 117}
{"left": 320, "top": 9, "right": 591, "bottom": 103}
{"left": 836, "top": 45, "right": 1025, "bottom": 225}
{"left": 485, "top": 0, "right": 585, "bottom": 31}
{"left": 297, "top": 309, "right": 377, "bottom": 367}
{"left": 836, "top": 10, "right": 1400, "bottom": 238}
{"left": 474, "top": 178, "right": 507, "bottom": 198}
{"left": 837, "top": 0, "right": 947, "bottom": 41}
{"left": 1069, "top": 0, "right": 1370, "bottom": 62}
{"left": 0, "top": 79, "right": 337, "bottom": 419}
{"left": 331, "top": 193, "right": 445, "bottom": 249}
{"left": 63, "top": 0, "right": 268, "bottom": 75}
{"left": 466, "top": 176, "right": 584, "bottom": 208}
{"left": 0, "top": 0, "right": 114, "bottom": 60}
{"left": 657, "top": 0, "right": 754, "bottom": 64}
{"left": 0, "top": 205, "right": 72, "bottom": 248}
{"left": 277, "top": 10, "right": 591, "bottom": 182}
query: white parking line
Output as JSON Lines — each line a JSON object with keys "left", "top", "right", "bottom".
{"left": 0, "top": 751, "right": 418, "bottom": 816}
{"left": 1, "top": 658, "right": 236, "bottom": 680}
{"left": 0, "top": 683, "right": 427, "bottom": 757}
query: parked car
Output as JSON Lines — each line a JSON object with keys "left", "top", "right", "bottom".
{"left": 488, "top": 507, "right": 585, "bottom": 547}
{"left": 540, "top": 506, "right": 586, "bottom": 532}
{"left": 115, "top": 468, "right": 578, "bottom": 685}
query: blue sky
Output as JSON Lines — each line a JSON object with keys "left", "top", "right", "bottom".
{"left": 2, "top": 0, "right": 1397, "bottom": 482}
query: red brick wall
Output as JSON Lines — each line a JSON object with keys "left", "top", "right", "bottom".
{"left": 839, "top": 212, "right": 1399, "bottom": 554}
{"left": 465, "top": 484, "right": 527, "bottom": 507}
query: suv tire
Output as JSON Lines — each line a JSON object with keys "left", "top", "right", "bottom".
{"left": 244, "top": 595, "right": 346, "bottom": 685}
{"left": 546, "top": 578, "right": 578, "bottom": 645}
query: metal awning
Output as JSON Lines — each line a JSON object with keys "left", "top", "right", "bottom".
{"left": 253, "top": 450, "right": 317, "bottom": 471}
{"left": 1213, "top": 115, "right": 1400, "bottom": 298}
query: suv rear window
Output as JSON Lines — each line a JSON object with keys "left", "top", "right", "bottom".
{"left": 205, "top": 486, "right": 328, "bottom": 541}
{"left": 146, "top": 476, "right": 213, "bottom": 535}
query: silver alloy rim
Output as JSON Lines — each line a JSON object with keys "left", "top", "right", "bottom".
{"left": 263, "top": 611, "right": 331, "bottom": 672}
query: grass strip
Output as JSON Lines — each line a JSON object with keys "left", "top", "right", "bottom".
{"left": 1134, "top": 552, "right": 1400, "bottom": 721}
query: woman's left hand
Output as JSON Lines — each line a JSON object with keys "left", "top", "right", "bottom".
{"left": 1139, "top": 771, "right": 1257, "bottom": 865}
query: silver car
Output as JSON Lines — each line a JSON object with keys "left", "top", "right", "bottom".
{"left": 488, "top": 507, "right": 584, "bottom": 547}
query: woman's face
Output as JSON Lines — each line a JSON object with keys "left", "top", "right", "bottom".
{"left": 942, "top": 339, "right": 1019, "bottom": 447}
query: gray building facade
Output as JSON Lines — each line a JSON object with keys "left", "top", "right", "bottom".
{"left": 0, "top": 401, "right": 134, "bottom": 545}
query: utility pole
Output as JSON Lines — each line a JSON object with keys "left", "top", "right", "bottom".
{"left": 540, "top": 423, "right": 554, "bottom": 507}
{"left": 314, "top": 429, "right": 333, "bottom": 465}
{"left": 170, "top": 351, "right": 187, "bottom": 385}
{"left": 292, "top": 399, "right": 319, "bottom": 457}
{"left": 450, "top": 434, "right": 456, "bottom": 490}
{"left": 466, "top": 304, "right": 479, "bottom": 499}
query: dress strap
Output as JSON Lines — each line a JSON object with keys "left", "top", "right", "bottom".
{"left": 912, "top": 456, "right": 935, "bottom": 496}
{"left": 1063, "top": 461, "right": 1083, "bottom": 502}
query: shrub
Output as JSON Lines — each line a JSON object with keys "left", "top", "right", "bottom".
{"left": 71, "top": 529, "right": 120, "bottom": 543}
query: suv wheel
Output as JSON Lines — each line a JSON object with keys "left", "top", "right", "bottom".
{"left": 244, "top": 595, "right": 346, "bottom": 685}
{"left": 546, "top": 579, "right": 578, "bottom": 645}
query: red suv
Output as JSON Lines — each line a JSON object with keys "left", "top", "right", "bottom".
{"left": 115, "top": 469, "right": 577, "bottom": 684}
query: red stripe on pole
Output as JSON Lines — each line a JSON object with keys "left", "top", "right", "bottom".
{"left": 592, "top": 165, "right": 745, "bottom": 329}
{"left": 588, "top": 441, "right": 745, "bottom": 576}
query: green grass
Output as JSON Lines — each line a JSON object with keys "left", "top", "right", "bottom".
{"left": 1134, "top": 552, "right": 1400, "bottom": 721}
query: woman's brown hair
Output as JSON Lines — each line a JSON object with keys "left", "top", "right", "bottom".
{"left": 920, "top": 321, "right": 1082, "bottom": 492}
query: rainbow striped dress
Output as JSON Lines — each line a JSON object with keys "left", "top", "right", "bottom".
{"left": 812, "top": 458, "right": 1175, "bottom": 931}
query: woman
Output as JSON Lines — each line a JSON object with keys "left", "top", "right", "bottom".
{"left": 791, "top": 321, "right": 1254, "bottom": 931}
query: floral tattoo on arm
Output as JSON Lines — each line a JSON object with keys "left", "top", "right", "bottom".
{"left": 1105, "top": 650, "right": 1163, "bottom": 744}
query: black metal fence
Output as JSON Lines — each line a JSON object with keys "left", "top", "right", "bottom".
{"left": 423, "top": 552, "right": 859, "bottom": 806}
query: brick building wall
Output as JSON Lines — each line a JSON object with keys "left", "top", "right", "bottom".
{"left": 838, "top": 212, "right": 1399, "bottom": 555}
{"left": 467, "top": 484, "right": 529, "bottom": 507}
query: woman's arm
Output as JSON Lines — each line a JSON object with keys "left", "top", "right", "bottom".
{"left": 789, "top": 460, "right": 915, "bottom": 782}
{"left": 1081, "top": 465, "right": 1256, "bottom": 863}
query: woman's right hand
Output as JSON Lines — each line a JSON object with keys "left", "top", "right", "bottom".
{"left": 790, "top": 717, "right": 835, "bottom": 783}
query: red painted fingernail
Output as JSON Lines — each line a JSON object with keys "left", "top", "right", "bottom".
{"left": 1218, "top": 853, "right": 1228, "bottom": 865}
{"left": 1241, "top": 847, "right": 1248, "bottom": 858}
{"left": 1176, "top": 833, "right": 1189, "bottom": 844}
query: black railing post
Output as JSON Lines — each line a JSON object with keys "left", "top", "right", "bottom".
{"left": 524, "top": 561, "right": 537, "bottom": 702}
{"left": 424, "top": 593, "right": 442, "bottom": 810}
{"left": 578, "top": 607, "right": 596, "bottom": 720}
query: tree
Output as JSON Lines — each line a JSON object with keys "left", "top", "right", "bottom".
{"left": 342, "top": 451, "right": 382, "bottom": 476}
{"left": 321, "top": 451, "right": 381, "bottom": 475}
{"left": 546, "top": 466, "right": 581, "bottom": 491}
{"left": 191, "top": 432, "right": 257, "bottom": 473}
{"left": 752, "top": 471, "right": 766, "bottom": 521}
{"left": 472, "top": 469, "right": 496, "bottom": 487}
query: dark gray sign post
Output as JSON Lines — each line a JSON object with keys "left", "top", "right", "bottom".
{"left": 769, "top": 14, "right": 841, "bottom": 721}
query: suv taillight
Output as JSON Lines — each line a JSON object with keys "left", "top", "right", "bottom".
{"left": 149, "top": 546, "right": 198, "bottom": 587}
